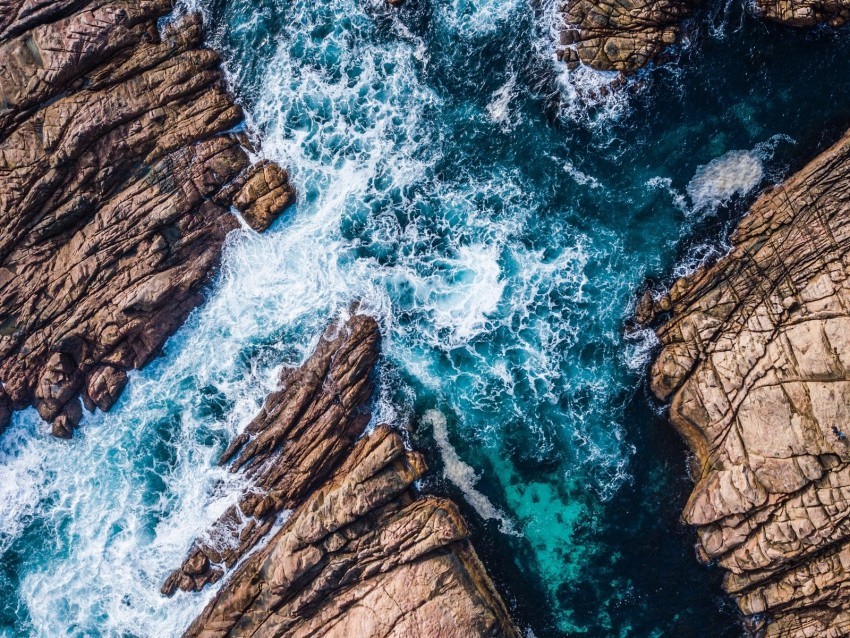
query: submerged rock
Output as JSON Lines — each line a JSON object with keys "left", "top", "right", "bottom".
{"left": 168, "top": 314, "right": 521, "bottom": 638}
{"left": 642, "top": 130, "right": 850, "bottom": 636}
{"left": 0, "top": 1, "right": 295, "bottom": 437}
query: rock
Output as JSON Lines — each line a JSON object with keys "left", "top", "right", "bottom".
{"left": 168, "top": 315, "right": 521, "bottom": 638}
{"left": 557, "top": 0, "right": 850, "bottom": 75}
{"left": 162, "top": 314, "right": 381, "bottom": 595}
{"left": 559, "top": 0, "right": 696, "bottom": 72}
{"left": 756, "top": 0, "right": 850, "bottom": 26}
{"left": 641, "top": 129, "right": 850, "bottom": 636}
{"left": 232, "top": 160, "right": 296, "bottom": 232}
{"left": 0, "top": 1, "right": 295, "bottom": 437}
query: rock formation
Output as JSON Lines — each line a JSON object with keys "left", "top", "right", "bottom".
{"left": 638, "top": 129, "right": 850, "bottom": 636}
{"left": 558, "top": 0, "right": 696, "bottom": 72}
{"left": 0, "top": 0, "right": 295, "bottom": 438}
{"left": 556, "top": 0, "right": 850, "bottom": 75}
{"left": 755, "top": 0, "right": 850, "bottom": 26}
{"left": 168, "top": 314, "right": 521, "bottom": 638}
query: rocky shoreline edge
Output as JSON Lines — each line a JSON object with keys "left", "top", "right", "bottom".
{"left": 0, "top": 0, "right": 295, "bottom": 438}
{"left": 0, "top": 2, "right": 520, "bottom": 636}
{"left": 166, "top": 314, "right": 522, "bottom": 638}
{"left": 637, "top": 96, "right": 850, "bottom": 638}
{"left": 559, "top": 0, "right": 850, "bottom": 74}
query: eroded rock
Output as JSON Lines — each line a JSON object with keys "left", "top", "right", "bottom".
{"left": 756, "top": 0, "right": 850, "bottom": 26}
{"left": 642, "top": 129, "right": 850, "bottom": 636}
{"left": 168, "top": 315, "right": 521, "bottom": 638}
{"left": 162, "top": 314, "right": 380, "bottom": 595}
{"left": 0, "top": 1, "right": 295, "bottom": 437}
{"left": 559, "top": 0, "right": 695, "bottom": 72}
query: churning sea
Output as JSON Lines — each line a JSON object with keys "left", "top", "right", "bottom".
{"left": 3, "top": 0, "right": 850, "bottom": 636}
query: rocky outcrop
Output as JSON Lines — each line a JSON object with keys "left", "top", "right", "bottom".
{"left": 556, "top": 0, "right": 849, "bottom": 75}
{"left": 168, "top": 315, "right": 521, "bottom": 638}
{"left": 755, "top": 0, "right": 850, "bottom": 26}
{"left": 638, "top": 130, "right": 850, "bottom": 636}
{"left": 558, "top": 0, "right": 696, "bottom": 72}
{"left": 162, "top": 315, "right": 380, "bottom": 595}
{"left": 0, "top": 0, "right": 294, "bottom": 438}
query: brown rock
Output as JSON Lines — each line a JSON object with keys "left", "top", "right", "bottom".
{"left": 162, "top": 314, "right": 381, "bottom": 595}
{"left": 0, "top": 1, "right": 295, "bottom": 437}
{"left": 167, "top": 315, "right": 521, "bottom": 638}
{"left": 756, "top": 0, "right": 850, "bottom": 26}
{"left": 559, "top": 0, "right": 696, "bottom": 72}
{"left": 642, "top": 129, "right": 850, "bottom": 636}
{"left": 232, "top": 160, "right": 296, "bottom": 232}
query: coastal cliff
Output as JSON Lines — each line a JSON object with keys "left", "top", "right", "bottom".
{"left": 167, "top": 315, "right": 522, "bottom": 638}
{"left": 638, "top": 130, "right": 850, "bottom": 636}
{"left": 0, "top": 0, "right": 294, "bottom": 437}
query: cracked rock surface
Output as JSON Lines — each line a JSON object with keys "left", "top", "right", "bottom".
{"left": 639, "top": 130, "right": 850, "bottom": 637}
{"left": 168, "top": 315, "right": 521, "bottom": 638}
{"left": 558, "top": 0, "right": 696, "bottom": 72}
{"left": 0, "top": 0, "right": 294, "bottom": 438}
{"left": 756, "top": 0, "right": 850, "bottom": 26}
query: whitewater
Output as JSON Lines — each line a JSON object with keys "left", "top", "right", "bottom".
{"left": 4, "top": 0, "right": 850, "bottom": 636}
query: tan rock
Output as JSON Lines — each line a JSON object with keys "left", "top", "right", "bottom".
{"left": 559, "top": 0, "right": 696, "bottom": 72}
{"left": 642, "top": 129, "right": 850, "bottom": 636}
{"left": 232, "top": 160, "right": 296, "bottom": 232}
{"left": 162, "top": 314, "right": 381, "bottom": 595}
{"left": 756, "top": 0, "right": 850, "bottom": 26}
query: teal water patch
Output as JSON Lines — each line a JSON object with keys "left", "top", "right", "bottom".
{"left": 3, "top": 0, "right": 850, "bottom": 636}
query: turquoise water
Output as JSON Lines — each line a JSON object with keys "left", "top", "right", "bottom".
{"left": 3, "top": 0, "right": 850, "bottom": 636}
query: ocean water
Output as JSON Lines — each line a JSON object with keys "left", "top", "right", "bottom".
{"left": 2, "top": 1, "right": 850, "bottom": 636}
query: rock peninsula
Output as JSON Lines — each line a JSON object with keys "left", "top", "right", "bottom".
{"left": 167, "top": 315, "right": 522, "bottom": 638}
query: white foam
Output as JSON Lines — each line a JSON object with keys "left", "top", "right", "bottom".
{"left": 686, "top": 134, "right": 794, "bottom": 217}
{"left": 686, "top": 149, "right": 764, "bottom": 215}
{"left": 435, "top": 0, "right": 524, "bottom": 39}
{"left": 423, "top": 409, "right": 518, "bottom": 535}
{"left": 564, "top": 161, "right": 602, "bottom": 189}
{"left": 645, "top": 176, "right": 689, "bottom": 213}
{"left": 622, "top": 327, "right": 660, "bottom": 371}
{"left": 487, "top": 74, "right": 521, "bottom": 130}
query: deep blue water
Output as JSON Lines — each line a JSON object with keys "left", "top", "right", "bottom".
{"left": 2, "top": 0, "right": 850, "bottom": 636}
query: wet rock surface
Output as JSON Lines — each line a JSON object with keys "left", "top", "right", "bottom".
{"left": 558, "top": 0, "right": 696, "bottom": 72}
{"left": 169, "top": 315, "right": 521, "bottom": 638}
{"left": 0, "top": 0, "right": 294, "bottom": 438}
{"left": 640, "top": 130, "right": 850, "bottom": 636}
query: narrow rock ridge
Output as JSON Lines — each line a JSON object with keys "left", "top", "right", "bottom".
{"left": 167, "top": 314, "right": 522, "bottom": 638}
{"left": 162, "top": 315, "right": 380, "bottom": 595}
{"left": 558, "top": 0, "right": 695, "bottom": 72}
{"left": 0, "top": 0, "right": 295, "bottom": 438}
{"left": 638, "top": 129, "right": 850, "bottom": 637}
